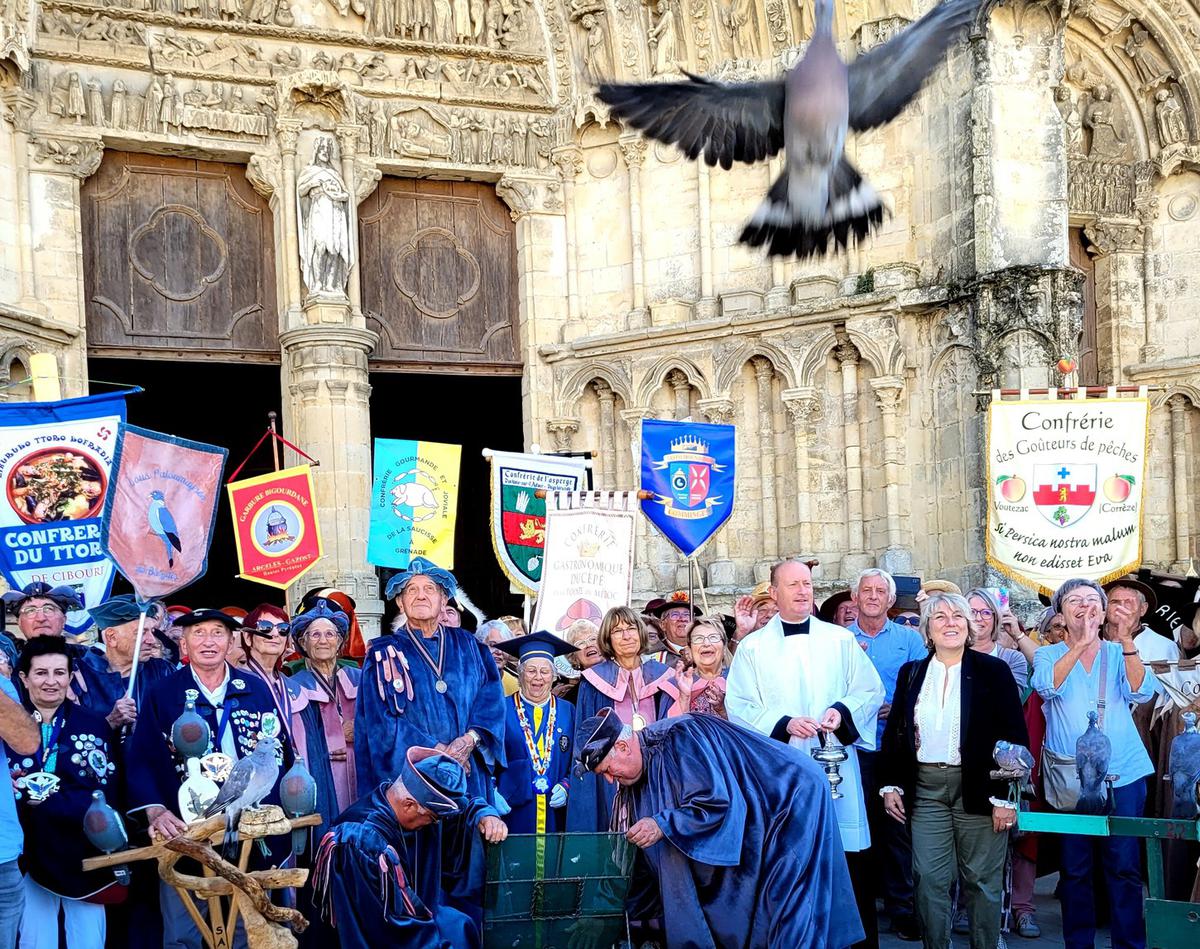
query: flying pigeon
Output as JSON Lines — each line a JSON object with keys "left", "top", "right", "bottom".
{"left": 993, "top": 741, "right": 1036, "bottom": 778}
{"left": 147, "top": 490, "right": 182, "bottom": 568}
{"left": 83, "top": 790, "right": 131, "bottom": 885}
{"left": 1075, "top": 710, "right": 1112, "bottom": 815}
{"left": 596, "top": 0, "right": 982, "bottom": 259}
{"left": 202, "top": 736, "right": 282, "bottom": 844}
{"left": 1168, "top": 711, "right": 1200, "bottom": 819}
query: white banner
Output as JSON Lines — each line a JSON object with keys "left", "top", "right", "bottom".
{"left": 531, "top": 492, "right": 636, "bottom": 635}
{"left": 986, "top": 394, "right": 1149, "bottom": 595}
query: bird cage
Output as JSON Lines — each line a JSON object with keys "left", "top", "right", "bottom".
{"left": 484, "top": 832, "right": 634, "bottom": 948}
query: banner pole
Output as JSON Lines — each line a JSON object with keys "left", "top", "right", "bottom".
{"left": 124, "top": 609, "right": 148, "bottom": 700}
{"left": 693, "top": 558, "right": 711, "bottom": 616}
{"left": 268, "top": 412, "right": 281, "bottom": 472}
{"left": 523, "top": 594, "right": 532, "bottom": 632}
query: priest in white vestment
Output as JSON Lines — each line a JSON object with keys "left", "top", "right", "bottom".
{"left": 727, "top": 559, "right": 884, "bottom": 948}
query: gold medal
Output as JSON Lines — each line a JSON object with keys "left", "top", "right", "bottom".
{"left": 631, "top": 713, "right": 647, "bottom": 731}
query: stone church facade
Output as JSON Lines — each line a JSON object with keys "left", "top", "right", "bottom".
{"left": 1, "top": 0, "right": 1197, "bottom": 626}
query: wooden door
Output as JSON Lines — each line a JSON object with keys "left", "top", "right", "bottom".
{"left": 359, "top": 178, "right": 520, "bottom": 373}
{"left": 1069, "top": 227, "right": 1098, "bottom": 385}
{"left": 81, "top": 152, "right": 278, "bottom": 361}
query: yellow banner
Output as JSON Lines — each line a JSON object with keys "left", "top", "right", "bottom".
{"left": 367, "top": 439, "right": 461, "bottom": 568}
{"left": 986, "top": 395, "right": 1149, "bottom": 596}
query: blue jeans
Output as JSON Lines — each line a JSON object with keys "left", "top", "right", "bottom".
{"left": 1058, "top": 780, "right": 1146, "bottom": 949}
{"left": 0, "top": 860, "right": 22, "bottom": 949}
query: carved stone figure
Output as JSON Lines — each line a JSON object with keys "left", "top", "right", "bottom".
{"left": 580, "top": 12, "right": 611, "bottom": 80}
{"left": 1123, "top": 23, "right": 1171, "bottom": 89}
{"left": 66, "top": 72, "right": 86, "bottom": 124}
{"left": 1072, "top": 0, "right": 1130, "bottom": 37}
{"left": 470, "top": 0, "right": 487, "bottom": 41}
{"left": 111, "top": 79, "right": 128, "bottom": 129}
{"left": 1084, "top": 84, "right": 1125, "bottom": 159}
{"left": 719, "top": 0, "right": 757, "bottom": 61}
{"left": 1155, "top": 88, "right": 1187, "bottom": 147}
{"left": 160, "top": 76, "right": 180, "bottom": 130}
{"left": 432, "top": 0, "right": 453, "bottom": 40}
{"left": 649, "top": 0, "right": 682, "bottom": 75}
{"left": 274, "top": 0, "right": 295, "bottom": 25}
{"left": 366, "top": 0, "right": 395, "bottom": 37}
{"left": 297, "top": 136, "right": 353, "bottom": 296}
{"left": 362, "top": 53, "right": 390, "bottom": 79}
{"left": 1054, "top": 85, "right": 1083, "bottom": 152}
{"left": 218, "top": 0, "right": 241, "bottom": 19}
{"left": 274, "top": 46, "right": 301, "bottom": 71}
{"left": 143, "top": 77, "right": 164, "bottom": 132}
{"left": 86, "top": 79, "right": 106, "bottom": 127}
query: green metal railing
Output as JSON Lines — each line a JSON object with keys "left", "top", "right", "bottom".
{"left": 1018, "top": 811, "right": 1200, "bottom": 948}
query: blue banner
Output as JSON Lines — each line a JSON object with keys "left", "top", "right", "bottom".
{"left": 367, "top": 438, "right": 461, "bottom": 569}
{"left": 0, "top": 391, "right": 135, "bottom": 634}
{"left": 639, "top": 418, "right": 735, "bottom": 557}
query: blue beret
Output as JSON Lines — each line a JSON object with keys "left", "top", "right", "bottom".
{"left": 290, "top": 599, "right": 349, "bottom": 639}
{"left": 400, "top": 748, "right": 468, "bottom": 817}
{"left": 384, "top": 557, "right": 457, "bottom": 601}
{"left": 88, "top": 594, "right": 147, "bottom": 630}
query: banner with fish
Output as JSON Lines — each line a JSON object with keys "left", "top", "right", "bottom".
{"left": 639, "top": 418, "right": 735, "bottom": 557}
{"left": 227, "top": 464, "right": 323, "bottom": 590}
{"left": 532, "top": 492, "right": 636, "bottom": 635}
{"left": 367, "top": 438, "right": 460, "bottom": 569}
{"left": 0, "top": 391, "right": 132, "bottom": 634}
{"left": 986, "top": 392, "right": 1149, "bottom": 596}
{"left": 486, "top": 449, "right": 588, "bottom": 596}
{"left": 101, "top": 425, "right": 227, "bottom": 601}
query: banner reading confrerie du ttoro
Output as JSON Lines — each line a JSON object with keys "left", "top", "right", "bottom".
{"left": 986, "top": 393, "right": 1150, "bottom": 596}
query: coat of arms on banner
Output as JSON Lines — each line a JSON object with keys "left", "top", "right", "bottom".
{"left": 1031, "top": 463, "right": 1097, "bottom": 528}
{"left": 640, "top": 419, "right": 735, "bottom": 557}
{"left": 486, "top": 450, "right": 587, "bottom": 595}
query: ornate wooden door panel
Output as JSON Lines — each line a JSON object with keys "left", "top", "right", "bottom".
{"left": 82, "top": 151, "right": 278, "bottom": 361}
{"left": 359, "top": 178, "right": 519, "bottom": 373}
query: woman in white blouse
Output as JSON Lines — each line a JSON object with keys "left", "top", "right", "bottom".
{"left": 879, "top": 593, "right": 1029, "bottom": 949}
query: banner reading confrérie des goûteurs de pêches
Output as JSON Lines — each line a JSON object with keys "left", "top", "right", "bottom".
{"left": 986, "top": 394, "right": 1149, "bottom": 596}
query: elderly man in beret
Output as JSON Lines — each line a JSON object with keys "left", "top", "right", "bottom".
{"left": 355, "top": 557, "right": 506, "bottom": 938}
{"left": 315, "top": 747, "right": 496, "bottom": 948}
{"left": 74, "top": 595, "right": 174, "bottom": 734}
{"left": 2, "top": 582, "right": 81, "bottom": 644}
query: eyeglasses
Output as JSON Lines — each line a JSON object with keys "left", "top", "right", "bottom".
{"left": 611, "top": 625, "right": 639, "bottom": 636}
{"left": 305, "top": 628, "right": 342, "bottom": 641}
{"left": 970, "top": 608, "right": 994, "bottom": 619}
{"left": 574, "top": 636, "right": 598, "bottom": 648}
{"left": 1062, "top": 595, "right": 1103, "bottom": 608}
{"left": 893, "top": 616, "right": 920, "bottom": 627}
{"left": 664, "top": 610, "right": 691, "bottom": 621}
{"left": 18, "top": 605, "right": 62, "bottom": 617}
{"left": 689, "top": 634, "right": 725, "bottom": 645}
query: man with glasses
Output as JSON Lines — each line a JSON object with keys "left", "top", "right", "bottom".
{"left": 3, "top": 582, "right": 80, "bottom": 643}
{"left": 646, "top": 592, "right": 702, "bottom": 670}
{"left": 846, "top": 568, "right": 926, "bottom": 941}
{"left": 1032, "top": 578, "right": 1156, "bottom": 949}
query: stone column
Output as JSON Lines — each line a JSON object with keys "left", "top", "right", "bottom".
{"left": 618, "top": 133, "right": 648, "bottom": 328}
{"left": 2, "top": 91, "right": 38, "bottom": 308}
{"left": 335, "top": 124, "right": 363, "bottom": 318}
{"left": 280, "top": 325, "right": 381, "bottom": 633}
{"left": 1168, "top": 395, "right": 1193, "bottom": 569}
{"left": 753, "top": 357, "right": 779, "bottom": 572}
{"left": 696, "top": 162, "right": 716, "bottom": 319}
{"left": 594, "top": 380, "right": 617, "bottom": 489}
{"left": 836, "top": 335, "right": 870, "bottom": 573}
{"left": 1085, "top": 222, "right": 1146, "bottom": 381}
{"left": 871, "top": 375, "right": 912, "bottom": 574}
{"left": 551, "top": 145, "right": 584, "bottom": 323}
{"left": 782, "top": 387, "right": 820, "bottom": 556}
{"left": 699, "top": 397, "right": 736, "bottom": 586}
{"left": 276, "top": 121, "right": 305, "bottom": 318}
{"left": 620, "top": 407, "right": 656, "bottom": 596}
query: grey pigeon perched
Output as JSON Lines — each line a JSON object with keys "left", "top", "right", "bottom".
{"left": 993, "top": 741, "right": 1036, "bottom": 778}
{"left": 202, "top": 736, "right": 282, "bottom": 843}
{"left": 1168, "top": 711, "right": 1200, "bottom": 819}
{"left": 84, "top": 790, "right": 131, "bottom": 885}
{"left": 1075, "top": 710, "right": 1111, "bottom": 815}
{"left": 596, "top": 0, "right": 981, "bottom": 259}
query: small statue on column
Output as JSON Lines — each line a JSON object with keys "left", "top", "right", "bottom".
{"left": 297, "top": 135, "right": 353, "bottom": 297}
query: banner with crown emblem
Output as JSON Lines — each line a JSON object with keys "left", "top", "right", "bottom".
{"left": 485, "top": 449, "right": 588, "bottom": 596}
{"left": 639, "top": 419, "right": 736, "bottom": 557}
{"left": 226, "top": 465, "right": 323, "bottom": 590}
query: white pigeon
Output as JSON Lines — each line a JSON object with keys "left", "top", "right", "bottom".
{"left": 202, "top": 736, "right": 282, "bottom": 843}
{"left": 596, "top": 0, "right": 982, "bottom": 259}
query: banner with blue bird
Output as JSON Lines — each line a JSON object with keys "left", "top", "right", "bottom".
{"left": 639, "top": 418, "right": 736, "bottom": 558}
{"left": 100, "top": 425, "right": 227, "bottom": 602}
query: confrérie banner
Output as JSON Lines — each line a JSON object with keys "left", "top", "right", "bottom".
{"left": 0, "top": 392, "right": 131, "bottom": 634}
{"left": 986, "top": 393, "right": 1149, "bottom": 596}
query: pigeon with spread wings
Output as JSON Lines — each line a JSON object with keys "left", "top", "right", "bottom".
{"left": 596, "top": 0, "right": 982, "bottom": 259}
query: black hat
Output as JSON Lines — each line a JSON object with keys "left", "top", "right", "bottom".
{"left": 3, "top": 581, "right": 82, "bottom": 614}
{"left": 648, "top": 593, "right": 701, "bottom": 618}
{"left": 496, "top": 630, "right": 577, "bottom": 663}
{"left": 174, "top": 608, "right": 240, "bottom": 631}
{"left": 818, "top": 590, "right": 853, "bottom": 624}
{"left": 1102, "top": 576, "right": 1158, "bottom": 614}
{"left": 574, "top": 707, "right": 623, "bottom": 776}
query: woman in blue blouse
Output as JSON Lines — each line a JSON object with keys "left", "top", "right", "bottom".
{"left": 1032, "top": 577, "right": 1156, "bottom": 949}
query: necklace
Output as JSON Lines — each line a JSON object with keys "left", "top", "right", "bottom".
{"left": 513, "top": 694, "right": 556, "bottom": 792}
{"left": 626, "top": 666, "right": 647, "bottom": 731}
{"left": 403, "top": 625, "right": 448, "bottom": 693}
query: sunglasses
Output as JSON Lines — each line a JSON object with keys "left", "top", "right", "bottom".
{"left": 893, "top": 615, "right": 920, "bottom": 627}
{"left": 250, "top": 621, "right": 290, "bottom": 637}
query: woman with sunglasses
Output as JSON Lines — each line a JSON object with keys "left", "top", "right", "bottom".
{"left": 289, "top": 600, "right": 361, "bottom": 827}
{"left": 668, "top": 618, "right": 730, "bottom": 718}
{"left": 240, "top": 604, "right": 299, "bottom": 734}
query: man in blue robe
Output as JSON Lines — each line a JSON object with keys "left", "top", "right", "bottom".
{"left": 576, "top": 707, "right": 865, "bottom": 949}
{"left": 355, "top": 557, "right": 506, "bottom": 932}
{"left": 315, "top": 746, "right": 501, "bottom": 948}
{"left": 74, "top": 595, "right": 173, "bottom": 737}
{"left": 495, "top": 631, "right": 577, "bottom": 835}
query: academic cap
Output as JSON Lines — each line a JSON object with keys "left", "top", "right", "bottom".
{"left": 400, "top": 747, "right": 468, "bottom": 817}
{"left": 574, "top": 706, "right": 623, "bottom": 776}
{"left": 496, "top": 630, "right": 577, "bottom": 664}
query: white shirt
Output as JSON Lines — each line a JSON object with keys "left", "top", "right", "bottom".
{"left": 1133, "top": 627, "right": 1180, "bottom": 664}
{"left": 914, "top": 658, "right": 962, "bottom": 765}
{"left": 192, "top": 665, "right": 238, "bottom": 760}
{"left": 726, "top": 614, "right": 884, "bottom": 851}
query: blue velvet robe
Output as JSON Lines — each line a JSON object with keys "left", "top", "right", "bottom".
{"left": 497, "top": 694, "right": 574, "bottom": 834}
{"left": 314, "top": 784, "right": 479, "bottom": 949}
{"left": 565, "top": 659, "right": 673, "bottom": 833}
{"left": 355, "top": 626, "right": 505, "bottom": 931}
{"left": 73, "top": 649, "right": 174, "bottom": 735}
{"left": 625, "top": 715, "right": 865, "bottom": 949}
{"left": 7, "top": 702, "right": 119, "bottom": 899}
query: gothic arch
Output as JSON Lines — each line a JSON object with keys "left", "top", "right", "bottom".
{"left": 845, "top": 320, "right": 906, "bottom": 378}
{"left": 795, "top": 327, "right": 839, "bottom": 387}
{"left": 714, "top": 339, "right": 797, "bottom": 392}
{"left": 635, "top": 355, "right": 711, "bottom": 405}
{"left": 556, "top": 360, "right": 633, "bottom": 407}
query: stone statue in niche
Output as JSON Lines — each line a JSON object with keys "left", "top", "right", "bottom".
{"left": 111, "top": 80, "right": 128, "bottom": 128}
{"left": 718, "top": 0, "right": 758, "bottom": 60}
{"left": 1071, "top": 0, "right": 1130, "bottom": 38}
{"left": 649, "top": 0, "right": 683, "bottom": 75}
{"left": 86, "top": 78, "right": 106, "bottom": 127}
{"left": 568, "top": 1, "right": 613, "bottom": 81}
{"left": 1054, "top": 85, "right": 1084, "bottom": 153}
{"left": 1083, "top": 83, "right": 1126, "bottom": 159}
{"left": 1154, "top": 87, "right": 1187, "bottom": 147}
{"left": 297, "top": 136, "right": 353, "bottom": 296}
{"left": 1122, "top": 23, "right": 1171, "bottom": 89}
